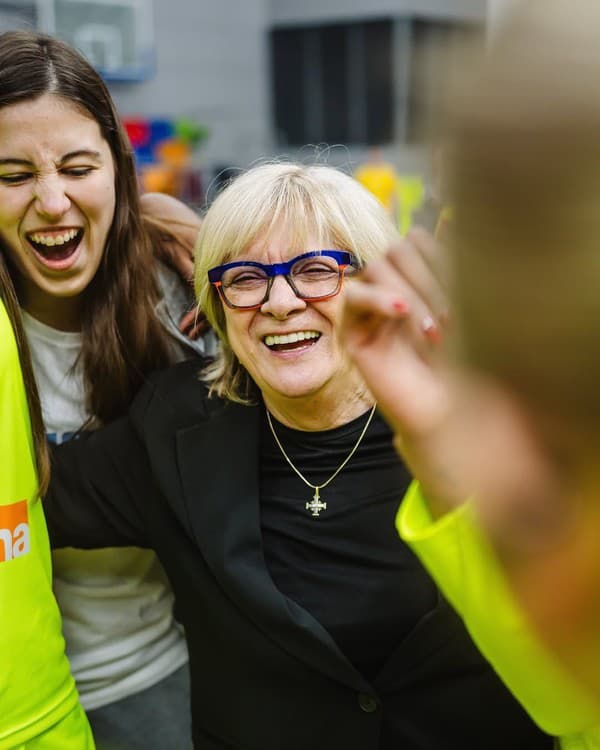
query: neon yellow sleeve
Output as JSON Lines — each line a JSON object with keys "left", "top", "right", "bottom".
{"left": 396, "top": 481, "right": 600, "bottom": 748}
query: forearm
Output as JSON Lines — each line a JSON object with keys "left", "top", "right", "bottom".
{"left": 397, "top": 482, "right": 600, "bottom": 736}
{"left": 46, "top": 420, "right": 150, "bottom": 549}
{"left": 392, "top": 430, "right": 469, "bottom": 520}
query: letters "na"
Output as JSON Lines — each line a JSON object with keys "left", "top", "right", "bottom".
{"left": 0, "top": 500, "right": 30, "bottom": 562}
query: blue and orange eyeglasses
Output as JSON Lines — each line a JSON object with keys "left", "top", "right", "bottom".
{"left": 207, "top": 250, "right": 359, "bottom": 310}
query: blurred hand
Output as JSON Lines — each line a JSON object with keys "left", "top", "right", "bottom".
{"left": 178, "top": 307, "right": 210, "bottom": 340}
{"left": 140, "top": 192, "right": 200, "bottom": 286}
{"left": 341, "top": 227, "right": 467, "bottom": 513}
{"left": 140, "top": 192, "right": 211, "bottom": 339}
{"left": 343, "top": 227, "right": 600, "bottom": 700}
{"left": 342, "top": 228, "right": 446, "bottom": 432}
{"left": 159, "top": 231, "right": 195, "bottom": 285}
{"left": 344, "top": 228, "right": 600, "bottom": 700}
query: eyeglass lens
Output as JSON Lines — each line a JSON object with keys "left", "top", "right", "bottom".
{"left": 220, "top": 255, "right": 345, "bottom": 307}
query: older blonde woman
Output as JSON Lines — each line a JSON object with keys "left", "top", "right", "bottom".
{"left": 46, "top": 163, "right": 550, "bottom": 749}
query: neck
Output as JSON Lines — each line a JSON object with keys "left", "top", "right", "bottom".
{"left": 22, "top": 295, "right": 83, "bottom": 332}
{"left": 263, "top": 381, "right": 375, "bottom": 431}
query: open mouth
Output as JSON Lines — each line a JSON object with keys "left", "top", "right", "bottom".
{"left": 27, "top": 228, "right": 83, "bottom": 264}
{"left": 263, "top": 330, "right": 321, "bottom": 352}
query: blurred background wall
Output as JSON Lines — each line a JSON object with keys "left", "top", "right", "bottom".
{"left": 0, "top": 0, "right": 485, "bottom": 212}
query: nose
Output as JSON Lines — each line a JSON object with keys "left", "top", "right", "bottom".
{"left": 34, "top": 174, "right": 71, "bottom": 220}
{"left": 260, "top": 274, "right": 306, "bottom": 319}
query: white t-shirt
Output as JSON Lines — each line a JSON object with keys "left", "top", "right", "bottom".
{"left": 23, "top": 311, "right": 189, "bottom": 711}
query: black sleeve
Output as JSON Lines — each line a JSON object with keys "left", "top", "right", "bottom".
{"left": 46, "top": 413, "right": 155, "bottom": 549}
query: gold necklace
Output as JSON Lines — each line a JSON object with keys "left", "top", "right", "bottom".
{"left": 266, "top": 403, "right": 378, "bottom": 517}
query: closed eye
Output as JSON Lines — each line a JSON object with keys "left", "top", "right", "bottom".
{"left": 223, "top": 268, "right": 268, "bottom": 287}
{"left": 61, "top": 166, "right": 95, "bottom": 177}
{"left": 293, "top": 262, "right": 338, "bottom": 277}
{"left": 0, "top": 166, "right": 96, "bottom": 184}
{"left": 0, "top": 172, "right": 32, "bottom": 185}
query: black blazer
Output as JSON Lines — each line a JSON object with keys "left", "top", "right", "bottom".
{"left": 47, "top": 360, "right": 551, "bottom": 750}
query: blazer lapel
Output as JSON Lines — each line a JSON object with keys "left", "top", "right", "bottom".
{"left": 374, "top": 591, "right": 466, "bottom": 691}
{"left": 176, "top": 400, "right": 368, "bottom": 691}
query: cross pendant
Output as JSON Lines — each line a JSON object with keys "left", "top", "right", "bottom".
{"left": 305, "top": 487, "right": 327, "bottom": 517}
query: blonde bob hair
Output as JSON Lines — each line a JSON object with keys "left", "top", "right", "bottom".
{"left": 195, "top": 161, "right": 399, "bottom": 403}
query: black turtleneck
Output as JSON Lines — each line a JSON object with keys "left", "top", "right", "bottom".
{"left": 259, "top": 407, "right": 438, "bottom": 682}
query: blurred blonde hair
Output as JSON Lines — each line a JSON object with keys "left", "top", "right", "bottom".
{"left": 194, "top": 161, "right": 399, "bottom": 403}
{"left": 447, "top": 0, "right": 600, "bottom": 437}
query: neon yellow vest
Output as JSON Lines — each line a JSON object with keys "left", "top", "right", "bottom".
{"left": 0, "top": 299, "right": 82, "bottom": 747}
{"left": 397, "top": 481, "right": 600, "bottom": 749}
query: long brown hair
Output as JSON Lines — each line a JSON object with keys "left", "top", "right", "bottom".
{"left": 0, "top": 255, "right": 49, "bottom": 495}
{"left": 0, "top": 31, "right": 172, "bottom": 423}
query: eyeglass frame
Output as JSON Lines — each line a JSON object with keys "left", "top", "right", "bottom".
{"left": 207, "top": 250, "right": 359, "bottom": 310}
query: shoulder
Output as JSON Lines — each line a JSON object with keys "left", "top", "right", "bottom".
{"left": 130, "top": 358, "right": 221, "bottom": 432}
{"left": 127, "top": 359, "right": 260, "bottom": 480}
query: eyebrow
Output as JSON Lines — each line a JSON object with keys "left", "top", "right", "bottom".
{"left": 59, "top": 150, "right": 103, "bottom": 163}
{"left": 0, "top": 158, "right": 32, "bottom": 167}
{"left": 0, "top": 150, "right": 103, "bottom": 167}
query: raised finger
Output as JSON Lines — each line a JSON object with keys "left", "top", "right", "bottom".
{"left": 408, "top": 225, "right": 449, "bottom": 288}
{"left": 384, "top": 235, "right": 448, "bottom": 321}
{"left": 357, "top": 249, "right": 444, "bottom": 345}
{"left": 344, "top": 277, "right": 411, "bottom": 320}
{"left": 346, "top": 271, "right": 442, "bottom": 354}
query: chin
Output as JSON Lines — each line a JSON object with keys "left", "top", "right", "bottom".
{"left": 251, "top": 358, "right": 336, "bottom": 401}
{"left": 39, "top": 278, "right": 89, "bottom": 299}
{"left": 270, "top": 377, "right": 329, "bottom": 400}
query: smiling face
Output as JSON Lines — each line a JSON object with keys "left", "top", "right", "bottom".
{"left": 0, "top": 93, "right": 116, "bottom": 329}
{"left": 222, "top": 221, "right": 366, "bottom": 425}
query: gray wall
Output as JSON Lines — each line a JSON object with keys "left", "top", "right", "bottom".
{"left": 105, "top": 0, "right": 485, "bottom": 183}
{"left": 0, "top": 0, "right": 487, "bottom": 181}
{"left": 109, "top": 0, "right": 274, "bottom": 179}
{"left": 271, "top": 0, "right": 485, "bottom": 26}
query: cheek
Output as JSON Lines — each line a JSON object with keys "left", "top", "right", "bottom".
{"left": 316, "top": 299, "right": 342, "bottom": 338}
{"left": 0, "top": 193, "right": 25, "bottom": 236}
{"left": 84, "top": 167, "right": 116, "bottom": 228}
{"left": 0, "top": 215, "right": 26, "bottom": 264}
{"left": 223, "top": 311, "right": 255, "bottom": 362}
{"left": 97, "top": 183, "right": 116, "bottom": 227}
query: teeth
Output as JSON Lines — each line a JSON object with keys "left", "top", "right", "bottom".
{"left": 264, "top": 331, "right": 320, "bottom": 347}
{"left": 30, "top": 228, "right": 79, "bottom": 247}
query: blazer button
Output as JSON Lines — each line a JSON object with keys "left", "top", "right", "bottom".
{"left": 357, "top": 693, "right": 379, "bottom": 713}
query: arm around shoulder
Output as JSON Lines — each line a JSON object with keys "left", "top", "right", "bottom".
{"left": 46, "top": 411, "right": 155, "bottom": 550}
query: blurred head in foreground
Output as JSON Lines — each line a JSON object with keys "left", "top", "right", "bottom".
{"left": 446, "top": 0, "right": 600, "bottom": 700}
